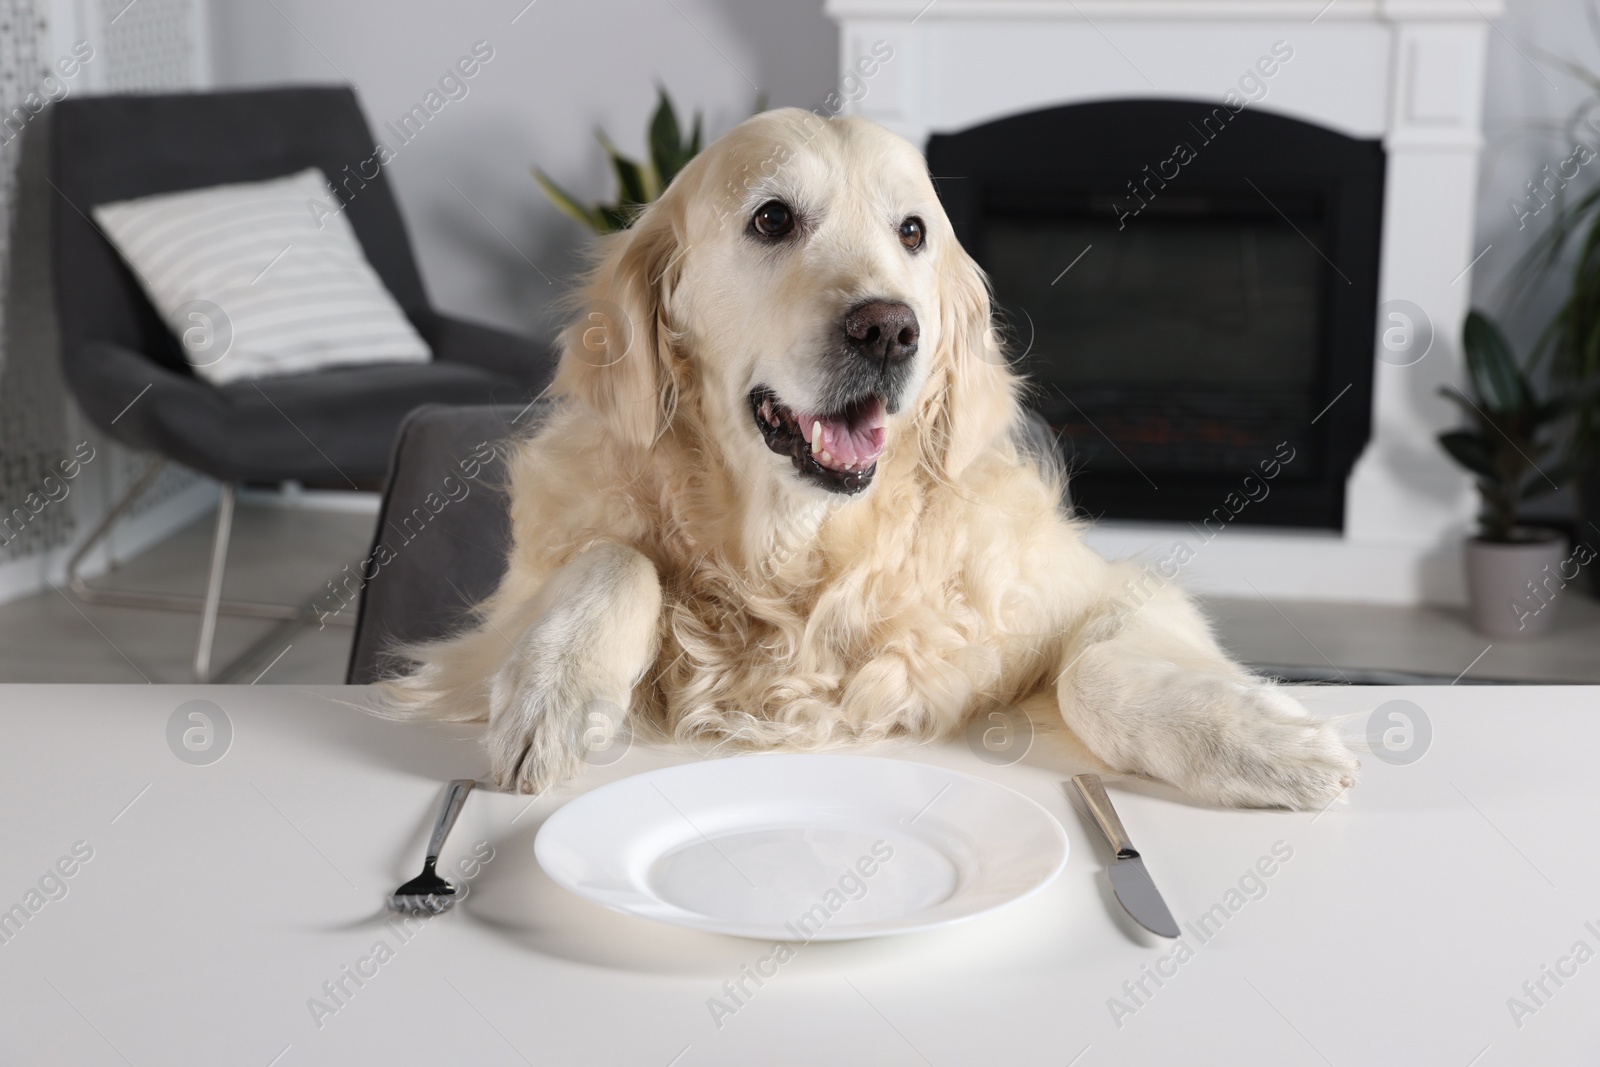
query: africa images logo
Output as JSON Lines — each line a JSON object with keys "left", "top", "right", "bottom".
{"left": 166, "top": 700, "right": 233, "bottom": 766}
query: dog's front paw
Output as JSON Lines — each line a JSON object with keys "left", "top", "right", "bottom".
{"left": 1068, "top": 649, "right": 1359, "bottom": 811}
{"left": 1185, "top": 684, "right": 1359, "bottom": 810}
{"left": 484, "top": 681, "right": 634, "bottom": 794}
{"left": 484, "top": 696, "right": 585, "bottom": 795}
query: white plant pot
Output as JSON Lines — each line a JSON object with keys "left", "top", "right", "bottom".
{"left": 1464, "top": 533, "right": 1569, "bottom": 638}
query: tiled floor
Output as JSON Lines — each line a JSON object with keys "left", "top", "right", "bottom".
{"left": 0, "top": 503, "right": 1595, "bottom": 684}
{"left": 1205, "top": 593, "right": 1600, "bottom": 685}
{"left": 0, "top": 502, "right": 376, "bottom": 685}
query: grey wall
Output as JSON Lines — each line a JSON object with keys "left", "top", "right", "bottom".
{"left": 207, "top": 0, "right": 838, "bottom": 347}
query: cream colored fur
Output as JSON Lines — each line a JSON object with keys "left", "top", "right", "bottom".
{"left": 377, "top": 109, "right": 1358, "bottom": 809}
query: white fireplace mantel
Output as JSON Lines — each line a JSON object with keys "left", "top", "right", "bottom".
{"left": 829, "top": 0, "right": 1506, "bottom": 605}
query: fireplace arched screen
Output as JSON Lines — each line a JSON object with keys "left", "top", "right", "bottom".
{"left": 927, "top": 99, "right": 1385, "bottom": 530}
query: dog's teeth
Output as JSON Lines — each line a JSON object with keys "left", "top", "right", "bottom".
{"left": 818, "top": 449, "right": 832, "bottom": 465}
{"left": 811, "top": 420, "right": 823, "bottom": 452}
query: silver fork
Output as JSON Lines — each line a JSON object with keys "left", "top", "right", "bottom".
{"left": 389, "top": 779, "right": 475, "bottom": 915}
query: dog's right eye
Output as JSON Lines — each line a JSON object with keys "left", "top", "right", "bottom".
{"left": 751, "top": 200, "right": 795, "bottom": 239}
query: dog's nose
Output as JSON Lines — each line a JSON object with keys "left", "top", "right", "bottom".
{"left": 843, "top": 300, "right": 919, "bottom": 363}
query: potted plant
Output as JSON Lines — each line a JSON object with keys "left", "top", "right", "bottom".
{"left": 533, "top": 87, "right": 762, "bottom": 234}
{"left": 533, "top": 88, "right": 706, "bottom": 235}
{"left": 1513, "top": 50, "right": 1600, "bottom": 591}
{"left": 1438, "top": 311, "right": 1593, "bottom": 637}
{"left": 1521, "top": 156, "right": 1600, "bottom": 594}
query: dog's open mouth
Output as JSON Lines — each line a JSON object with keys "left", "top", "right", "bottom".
{"left": 749, "top": 387, "right": 887, "bottom": 494}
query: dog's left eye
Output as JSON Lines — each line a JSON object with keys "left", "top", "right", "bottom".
{"left": 898, "top": 216, "right": 925, "bottom": 251}
{"left": 751, "top": 200, "right": 795, "bottom": 239}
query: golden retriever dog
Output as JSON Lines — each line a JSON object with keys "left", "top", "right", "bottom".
{"left": 381, "top": 108, "right": 1358, "bottom": 809}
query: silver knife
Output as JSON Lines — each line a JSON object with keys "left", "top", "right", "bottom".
{"left": 1071, "top": 773, "right": 1180, "bottom": 938}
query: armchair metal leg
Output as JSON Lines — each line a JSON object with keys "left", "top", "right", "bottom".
{"left": 63, "top": 459, "right": 358, "bottom": 684}
{"left": 65, "top": 458, "right": 170, "bottom": 597}
{"left": 67, "top": 462, "right": 308, "bottom": 621}
{"left": 193, "top": 483, "right": 235, "bottom": 683}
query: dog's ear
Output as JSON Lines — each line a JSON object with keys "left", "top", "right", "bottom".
{"left": 553, "top": 202, "right": 685, "bottom": 453}
{"left": 928, "top": 244, "right": 1019, "bottom": 480}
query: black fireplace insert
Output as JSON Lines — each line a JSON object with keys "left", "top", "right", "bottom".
{"left": 927, "top": 99, "right": 1385, "bottom": 529}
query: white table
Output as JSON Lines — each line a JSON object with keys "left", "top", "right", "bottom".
{"left": 1, "top": 684, "right": 1595, "bottom": 1065}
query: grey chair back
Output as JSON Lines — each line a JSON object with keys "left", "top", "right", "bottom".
{"left": 347, "top": 404, "right": 532, "bottom": 683}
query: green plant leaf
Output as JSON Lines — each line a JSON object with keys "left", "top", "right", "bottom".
{"left": 649, "top": 87, "right": 685, "bottom": 190}
{"left": 688, "top": 110, "right": 703, "bottom": 157}
{"left": 1463, "top": 310, "right": 1530, "bottom": 414}
{"left": 1438, "top": 430, "right": 1497, "bottom": 478}
{"left": 532, "top": 168, "right": 607, "bottom": 233}
{"left": 1521, "top": 459, "right": 1575, "bottom": 498}
{"left": 596, "top": 133, "right": 649, "bottom": 208}
{"left": 1437, "top": 385, "right": 1489, "bottom": 424}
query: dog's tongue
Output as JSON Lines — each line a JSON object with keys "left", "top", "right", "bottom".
{"left": 799, "top": 397, "right": 886, "bottom": 472}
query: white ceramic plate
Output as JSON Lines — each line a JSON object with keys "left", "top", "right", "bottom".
{"left": 534, "top": 754, "right": 1069, "bottom": 940}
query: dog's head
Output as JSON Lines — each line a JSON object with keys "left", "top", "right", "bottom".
{"left": 555, "top": 108, "right": 1015, "bottom": 501}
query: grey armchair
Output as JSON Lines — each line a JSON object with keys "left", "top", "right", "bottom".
{"left": 48, "top": 86, "right": 554, "bottom": 680}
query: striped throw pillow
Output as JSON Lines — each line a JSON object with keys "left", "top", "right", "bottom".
{"left": 92, "top": 168, "right": 431, "bottom": 385}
